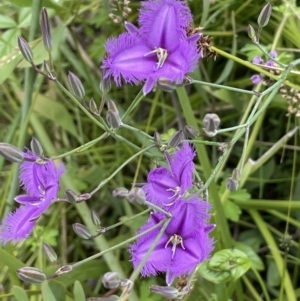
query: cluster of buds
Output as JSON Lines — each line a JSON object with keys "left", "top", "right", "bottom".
{"left": 108, "top": 0, "right": 132, "bottom": 23}
{"left": 186, "top": 25, "right": 217, "bottom": 60}
{"left": 279, "top": 86, "right": 300, "bottom": 117}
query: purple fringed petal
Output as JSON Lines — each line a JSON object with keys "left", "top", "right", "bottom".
{"left": 143, "top": 77, "right": 156, "bottom": 95}
{"left": 102, "top": 33, "right": 155, "bottom": 86}
{"left": 143, "top": 167, "right": 179, "bottom": 206}
{"left": 169, "top": 142, "right": 195, "bottom": 192}
{"left": 124, "top": 21, "right": 139, "bottom": 33}
{"left": 167, "top": 230, "right": 214, "bottom": 284}
{"left": 15, "top": 195, "right": 42, "bottom": 205}
{"left": 166, "top": 199, "right": 210, "bottom": 237}
{"left": 250, "top": 74, "right": 262, "bottom": 85}
{"left": 139, "top": 0, "right": 192, "bottom": 50}
{"left": 0, "top": 206, "right": 37, "bottom": 244}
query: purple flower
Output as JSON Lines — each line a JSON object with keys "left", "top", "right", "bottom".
{"left": 143, "top": 142, "right": 195, "bottom": 206}
{"left": 0, "top": 150, "right": 64, "bottom": 244}
{"left": 129, "top": 199, "right": 214, "bottom": 285}
{"left": 102, "top": 0, "right": 200, "bottom": 94}
{"left": 269, "top": 50, "right": 277, "bottom": 59}
{"left": 252, "top": 56, "right": 263, "bottom": 64}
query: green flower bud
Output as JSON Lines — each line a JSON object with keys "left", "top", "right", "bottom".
{"left": 68, "top": 72, "right": 85, "bottom": 99}
{"left": 40, "top": 8, "right": 53, "bottom": 51}
{"left": 0, "top": 143, "right": 24, "bottom": 163}
{"left": 18, "top": 36, "right": 34, "bottom": 62}
{"left": 72, "top": 223, "right": 92, "bottom": 239}
{"left": 42, "top": 242, "right": 57, "bottom": 263}
{"left": 150, "top": 285, "right": 179, "bottom": 299}
{"left": 112, "top": 187, "right": 129, "bottom": 198}
{"left": 102, "top": 272, "right": 121, "bottom": 289}
{"left": 17, "top": 267, "right": 46, "bottom": 283}
{"left": 30, "top": 137, "right": 43, "bottom": 157}
{"left": 257, "top": 3, "right": 272, "bottom": 28}
{"left": 91, "top": 209, "right": 101, "bottom": 226}
{"left": 226, "top": 177, "right": 239, "bottom": 192}
{"left": 168, "top": 130, "right": 184, "bottom": 148}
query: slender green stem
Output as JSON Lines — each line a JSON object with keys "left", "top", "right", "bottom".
{"left": 144, "top": 200, "right": 172, "bottom": 218}
{"left": 255, "top": 43, "right": 287, "bottom": 67}
{"left": 51, "top": 133, "right": 109, "bottom": 159}
{"left": 89, "top": 144, "right": 155, "bottom": 196}
{"left": 104, "top": 209, "right": 151, "bottom": 232}
{"left": 71, "top": 218, "right": 167, "bottom": 269}
{"left": 192, "top": 79, "right": 260, "bottom": 95}
{"left": 121, "top": 124, "right": 153, "bottom": 140}
{"left": 121, "top": 89, "right": 144, "bottom": 121}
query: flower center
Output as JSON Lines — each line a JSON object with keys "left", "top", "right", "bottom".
{"left": 144, "top": 47, "right": 168, "bottom": 69}
{"left": 164, "top": 186, "right": 181, "bottom": 206}
{"left": 165, "top": 234, "right": 185, "bottom": 259}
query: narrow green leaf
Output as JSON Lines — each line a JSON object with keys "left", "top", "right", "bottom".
{"left": 73, "top": 281, "right": 86, "bottom": 301}
{"left": 41, "top": 281, "right": 57, "bottom": 301}
{"left": 0, "top": 248, "right": 24, "bottom": 270}
{"left": 12, "top": 286, "right": 30, "bottom": 301}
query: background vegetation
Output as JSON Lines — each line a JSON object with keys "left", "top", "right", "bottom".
{"left": 0, "top": 0, "right": 300, "bottom": 300}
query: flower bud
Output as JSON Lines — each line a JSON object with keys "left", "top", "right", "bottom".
{"left": 68, "top": 72, "right": 85, "bottom": 99}
{"left": 107, "top": 100, "right": 119, "bottom": 113}
{"left": 0, "top": 143, "right": 24, "bottom": 162}
{"left": 203, "top": 113, "right": 221, "bottom": 132}
{"left": 149, "top": 285, "right": 179, "bottom": 299}
{"left": 87, "top": 296, "right": 119, "bottom": 301}
{"left": 30, "top": 137, "right": 43, "bottom": 157}
{"left": 154, "top": 131, "right": 162, "bottom": 146}
{"left": 102, "top": 272, "right": 121, "bottom": 289}
{"left": 54, "top": 265, "right": 73, "bottom": 276}
{"left": 89, "top": 98, "right": 99, "bottom": 115}
{"left": 76, "top": 193, "right": 91, "bottom": 203}
{"left": 257, "top": 2, "right": 272, "bottom": 28}
{"left": 157, "top": 79, "right": 177, "bottom": 92}
{"left": 40, "top": 8, "right": 53, "bottom": 51}
{"left": 184, "top": 125, "right": 199, "bottom": 139}
{"left": 42, "top": 242, "right": 57, "bottom": 263}
{"left": 43, "top": 60, "right": 56, "bottom": 80}
{"left": 91, "top": 209, "right": 101, "bottom": 226}
{"left": 72, "top": 223, "right": 92, "bottom": 239}
{"left": 112, "top": 187, "right": 129, "bottom": 198}
{"left": 17, "top": 267, "right": 46, "bottom": 283}
{"left": 247, "top": 24, "right": 257, "bottom": 43}
{"left": 126, "top": 187, "right": 146, "bottom": 205}
{"left": 106, "top": 110, "right": 123, "bottom": 129}
{"left": 65, "top": 189, "right": 78, "bottom": 203}
{"left": 18, "top": 36, "right": 34, "bottom": 62}
{"left": 226, "top": 177, "right": 239, "bottom": 192}
{"left": 232, "top": 168, "right": 241, "bottom": 181}
{"left": 168, "top": 130, "right": 184, "bottom": 148}
{"left": 99, "top": 69, "right": 111, "bottom": 94}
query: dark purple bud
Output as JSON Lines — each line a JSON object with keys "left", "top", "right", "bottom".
{"left": 17, "top": 267, "right": 46, "bottom": 283}
{"left": 68, "top": 72, "right": 85, "bottom": 99}
{"left": 65, "top": 189, "right": 78, "bottom": 203}
{"left": 154, "top": 131, "right": 162, "bottom": 146}
{"left": 54, "top": 265, "right": 73, "bottom": 276}
{"left": 106, "top": 110, "right": 123, "bottom": 129}
{"left": 150, "top": 285, "right": 179, "bottom": 299}
{"left": 72, "top": 223, "right": 92, "bottom": 239}
{"left": 157, "top": 79, "right": 177, "bottom": 92}
{"left": 91, "top": 209, "right": 101, "bottom": 226}
{"left": 102, "top": 272, "right": 121, "bottom": 289}
{"left": 112, "top": 187, "right": 129, "bottom": 198}
{"left": 30, "top": 137, "right": 43, "bottom": 157}
{"left": 226, "top": 177, "right": 239, "bottom": 192}
{"left": 203, "top": 113, "right": 221, "bottom": 132}
{"left": 0, "top": 143, "right": 24, "bottom": 162}
{"left": 42, "top": 242, "right": 57, "bottom": 263}
{"left": 89, "top": 98, "right": 99, "bottom": 115}
{"left": 247, "top": 25, "right": 257, "bottom": 43}
{"left": 184, "top": 125, "right": 199, "bottom": 139}
{"left": 18, "top": 36, "right": 34, "bottom": 62}
{"left": 257, "top": 2, "right": 272, "bottom": 28}
{"left": 126, "top": 187, "right": 146, "bottom": 205}
{"left": 168, "top": 130, "right": 184, "bottom": 148}
{"left": 76, "top": 193, "right": 91, "bottom": 202}
{"left": 40, "top": 8, "right": 53, "bottom": 51}
{"left": 87, "top": 296, "right": 119, "bottom": 301}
